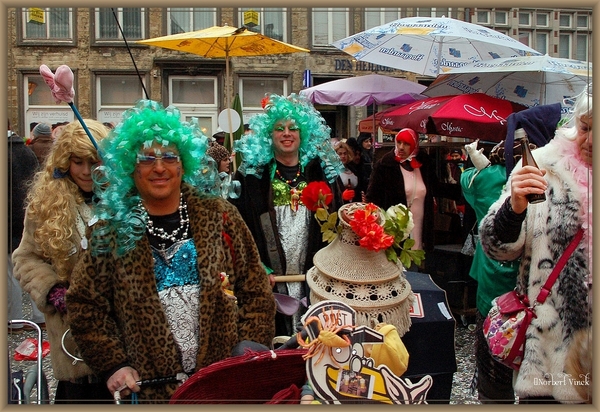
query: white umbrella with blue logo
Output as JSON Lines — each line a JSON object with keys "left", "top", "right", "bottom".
{"left": 332, "top": 16, "right": 540, "bottom": 78}
{"left": 423, "top": 54, "right": 592, "bottom": 112}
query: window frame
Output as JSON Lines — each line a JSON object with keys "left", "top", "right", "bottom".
{"left": 535, "top": 12, "right": 549, "bottom": 27}
{"left": 18, "top": 7, "right": 75, "bottom": 45}
{"left": 475, "top": 10, "right": 490, "bottom": 24}
{"left": 559, "top": 33, "right": 572, "bottom": 59}
{"left": 237, "top": 7, "right": 288, "bottom": 42}
{"left": 23, "top": 72, "right": 74, "bottom": 134}
{"left": 559, "top": 13, "right": 572, "bottom": 28}
{"left": 92, "top": 7, "right": 147, "bottom": 45}
{"left": 238, "top": 76, "right": 288, "bottom": 114}
{"left": 311, "top": 7, "right": 350, "bottom": 48}
{"left": 576, "top": 14, "right": 588, "bottom": 29}
{"left": 167, "top": 7, "right": 217, "bottom": 34}
{"left": 94, "top": 73, "right": 148, "bottom": 124}
{"left": 364, "top": 8, "right": 403, "bottom": 29}
{"left": 168, "top": 75, "right": 220, "bottom": 136}
{"left": 575, "top": 34, "right": 588, "bottom": 61}
{"left": 494, "top": 10, "right": 508, "bottom": 25}
{"left": 518, "top": 12, "right": 531, "bottom": 27}
{"left": 535, "top": 31, "right": 548, "bottom": 55}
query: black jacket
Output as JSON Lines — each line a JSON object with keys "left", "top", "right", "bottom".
{"left": 230, "top": 157, "right": 342, "bottom": 275}
{"left": 365, "top": 150, "right": 461, "bottom": 251}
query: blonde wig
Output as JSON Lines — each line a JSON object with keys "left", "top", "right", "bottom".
{"left": 334, "top": 141, "right": 356, "bottom": 165}
{"left": 24, "top": 119, "right": 108, "bottom": 281}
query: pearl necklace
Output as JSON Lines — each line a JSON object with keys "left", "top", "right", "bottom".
{"left": 145, "top": 193, "right": 189, "bottom": 243}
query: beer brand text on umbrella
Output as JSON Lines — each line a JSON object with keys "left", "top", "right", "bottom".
{"left": 332, "top": 16, "right": 541, "bottom": 77}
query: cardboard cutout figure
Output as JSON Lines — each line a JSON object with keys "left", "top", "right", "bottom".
{"left": 301, "top": 300, "right": 433, "bottom": 404}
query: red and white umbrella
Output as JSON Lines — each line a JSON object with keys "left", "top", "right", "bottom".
{"left": 359, "top": 93, "right": 527, "bottom": 142}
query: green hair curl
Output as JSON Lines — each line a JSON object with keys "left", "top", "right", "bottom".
{"left": 234, "top": 93, "right": 343, "bottom": 182}
{"left": 90, "top": 99, "right": 220, "bottom": 256}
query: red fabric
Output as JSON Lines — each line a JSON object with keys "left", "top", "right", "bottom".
{"left": 169, "top": 349, "right": 308, "bottom": 404}
{"left": 265, "top": 384, "right": 301, "bottom": 404}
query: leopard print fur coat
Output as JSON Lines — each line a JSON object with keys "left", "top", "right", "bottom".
{"left": 67, "top": 184, "right": 276, "bottom": 402}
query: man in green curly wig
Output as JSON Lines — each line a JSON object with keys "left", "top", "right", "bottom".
{"left": 66, "top": 99, "right": 276, "bottom": 402}
{"left": 230, "top": 93, "right": 344, "bottom": 337}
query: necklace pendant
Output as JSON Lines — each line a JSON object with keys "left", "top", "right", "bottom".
{"left": 290, "top": 188, "right": 300, "bottom": 212}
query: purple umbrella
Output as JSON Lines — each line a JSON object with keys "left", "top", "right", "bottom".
{"left": 299, "top": 73, "right": 426, "bottom": 106}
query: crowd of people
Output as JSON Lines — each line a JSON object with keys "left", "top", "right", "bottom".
{"left": 8, "top": 82, "right": 591, "bottom": 404}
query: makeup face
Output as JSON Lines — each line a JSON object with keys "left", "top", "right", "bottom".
{"left": 575, "top": 115, "right": 593, "bottom": 165}
{"left": 69, "top": 156, "right": 99, "bottom": 193}
{"left": 219, "top": 157, "right": 231, "bottom": 174}
{"left": 272, "top": 120, "right": 300, "bottom": 157}
{"left": 134, "top": 142, "right": 183, "bottom": 207}
{"left": 336, "top": 148, "right": 351, "bottom": 165}
{"left": 395, "top": 140, "right": 413, "bottom": 160}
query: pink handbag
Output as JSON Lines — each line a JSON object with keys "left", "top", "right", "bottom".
{"left": 483, "top": 229, "right": 584, "bottom": 370}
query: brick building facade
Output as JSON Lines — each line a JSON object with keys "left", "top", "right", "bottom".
{"left": 7, "top": 7, "right": 592, "bottom": 140}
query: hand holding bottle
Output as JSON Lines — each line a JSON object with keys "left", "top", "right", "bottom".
{"left": 510, "top": 129, "right": 547, "bottom": 213}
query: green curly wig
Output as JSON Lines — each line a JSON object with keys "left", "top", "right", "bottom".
{"left": 234, "top": 93, "right": 343, "bottom": 182}
{"left": 90, "top": 99, "right": 220, "bottom": 256}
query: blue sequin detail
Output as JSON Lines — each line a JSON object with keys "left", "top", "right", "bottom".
{"left": 152, "top": 239, "right": 199, "bottom": 292}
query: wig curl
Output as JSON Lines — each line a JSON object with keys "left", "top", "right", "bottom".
{"left": 90, "top": 99, "right": 220, "bottom": 256}
{"left": 25, "top": 119, "right": 108, "bottom": 282}
{"left": 234, "top": 93, "right": 343, "bottom": 182}
{"left": 561, "top": 82, "right": 593, "bottom": 140}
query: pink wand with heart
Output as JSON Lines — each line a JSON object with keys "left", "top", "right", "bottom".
{"left": 40, "top": 64, "right": 103, "bottom": 158}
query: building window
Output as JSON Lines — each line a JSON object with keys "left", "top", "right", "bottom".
{"left": 364, "top": 8, "right": 402, "bottom": 29}
{"left": 240, "top": 77, "right": 287, "bottom": 111}
{"left": 95, "top": 8, "right": 144, "bottom": 41}
{"left": 168, "top": 8, "right": 216, "bottom": 34}
{"left": 576, "top": 34, "right": 588, "bottom": 61}
{"left": 21, "top": 7, "right": 73, "bottom": 41}
{"left": 559, "top": 33, "right": 571, "bottom": 59}
{"left": 518, "top": 12, "right": 530, "bottom": 26}
{"left": 476, "top": 11, "right": 490, "bottom": 24}
{"left": 536, "top": 12, "right": 549, "bottom": 27}
{"left": 24, "top": 74, "right": 73, "bottom": 134}
{"left": 559, "top": 13, "right": 572, "bottom": 28}
{"left": 535, "top": 32, "right": 548, "bottom": 54}
{"left": 169, "top": 76, "right": 219, "bottom": 136}
{"left": 95, "top": 75, "right": 146, "bottom": 125}
{"left": 576, "top": 14, "right": 588, "bottom": 29}
{"left": 416, "top": 8, "right": 452, "bottom": 18}
{"left": 518, "top": 31, "right": 531, "bottom": 47}
{"left": 312, "top": 8, "right": 349, "bottom": 47}
{"left": 494, "top": 11, "right": 507, "bottom": 25}
{"left": 238, "top": 8, "right": 287, "bottom": 42}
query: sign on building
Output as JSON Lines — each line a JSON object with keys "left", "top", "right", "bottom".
{"left": 28, "top": 8, "right": 45, "bottom": 24}
{"left": 243, "top": 10, "right": 259, "bottom": 27}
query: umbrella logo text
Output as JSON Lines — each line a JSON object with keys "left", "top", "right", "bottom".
{"left": 380, "top": 47, "right": 424, "bottom": 61}
{"left": 464, "top": 105, "right": 508, "bottom": 125}
{"left": 440, "top": 122, "right": 463, "bottom": 135}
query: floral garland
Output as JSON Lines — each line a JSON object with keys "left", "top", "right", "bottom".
{"left": 300, "top": 181, "right": 425, "bottom": 268}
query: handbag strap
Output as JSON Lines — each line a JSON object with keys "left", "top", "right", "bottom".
{"left": 536, "top": 228, "right": 584, "bottom": 304}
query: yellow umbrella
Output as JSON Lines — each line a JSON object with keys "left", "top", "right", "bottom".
{"left": 137, "top": 25, "right": 310, "bottom": 148}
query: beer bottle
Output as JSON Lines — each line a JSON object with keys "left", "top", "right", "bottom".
{"left": 515, "top": 128, "right": 546, "bottom": 204}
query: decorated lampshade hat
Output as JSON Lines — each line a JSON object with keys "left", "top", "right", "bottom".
{"left": 307, "top": 202, "right": 414, "bottom": 337}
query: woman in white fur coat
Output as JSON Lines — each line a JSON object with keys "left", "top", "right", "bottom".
{"left": 479, "top": 84, "right": 592, "bottom": 404}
